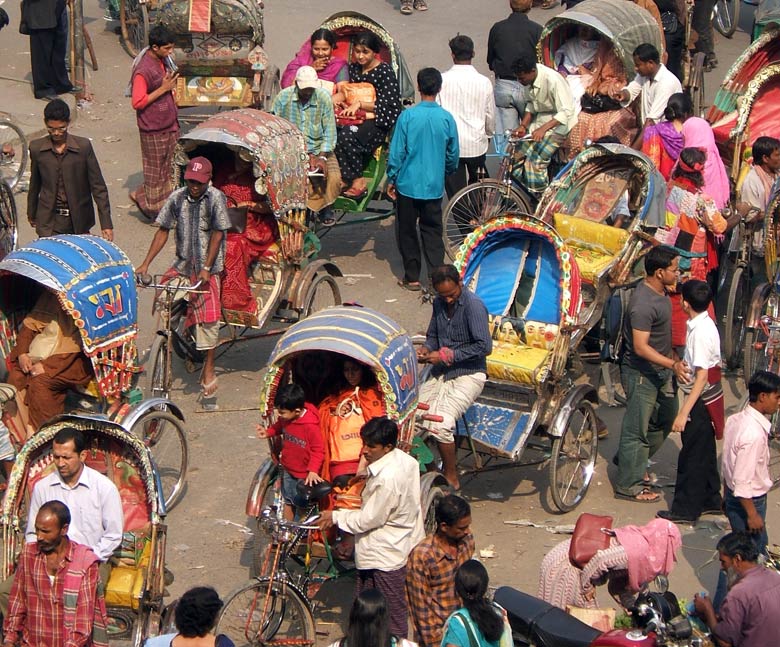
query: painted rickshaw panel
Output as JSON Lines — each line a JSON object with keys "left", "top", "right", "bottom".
{"left": 261, "top": 306, "right": 418, "bottom": 428}
{"left": 538, "top": 0, "right": 664, "bottom": 78}
{"left": 179, "top": 108, "right": 308, "bottom": 219}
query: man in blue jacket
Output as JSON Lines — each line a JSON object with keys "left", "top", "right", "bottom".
{"left": 387, "top": 67, "right": 459, "bottom": 292}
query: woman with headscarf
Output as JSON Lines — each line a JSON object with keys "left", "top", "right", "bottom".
{"left": 681, "top": 116, "right": 731, "bottom": 210}
{"left": 281, "top": 29, "right": 349, "bottom": 89}
{"left": 538, "top": 518, "right": 682, "bottom": 610}
{"left": 642, "top": 92, "right": 689, "bottom": 180}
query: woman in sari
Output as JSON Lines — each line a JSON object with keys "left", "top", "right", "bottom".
{"left": 656, "top": 147, "right": 727, "bottom": 348}
{"left": 681, "top": 116, "right": 730, "bottom": 210}
{"left": 641, "top": 92, "right": 689, "bottom": 180}
{"left": 281, "top": 29, "right": 349, "bottom": 89}
{"left": 555, "top": 27, "right": 600, "bottom": 114}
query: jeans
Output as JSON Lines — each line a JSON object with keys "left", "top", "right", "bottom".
{"left": 614, "top": 364, "right": 677, "bottom": 496}
{"left": 493, "top": 79, "right": 526, "bottom": 152}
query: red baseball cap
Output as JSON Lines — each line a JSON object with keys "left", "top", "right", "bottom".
{"left": 184, "top": 156, "right": 212, "bottom": 183}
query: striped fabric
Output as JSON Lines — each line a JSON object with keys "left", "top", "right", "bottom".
{"left": 438, "top": 65, "right": 495, "bottom": 159}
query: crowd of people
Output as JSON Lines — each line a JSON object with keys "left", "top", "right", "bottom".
{"left": 3, "top": 0, "right": 780, "bottom": 645}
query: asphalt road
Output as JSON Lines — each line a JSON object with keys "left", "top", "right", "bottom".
{"left": 0, "top": 0, "right": 774, "bottom": 643}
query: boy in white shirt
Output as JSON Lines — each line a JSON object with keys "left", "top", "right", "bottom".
{"left": 657, "top": 280, "right": 723, "bottom": 524}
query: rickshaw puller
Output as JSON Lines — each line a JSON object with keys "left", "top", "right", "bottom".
{"left": 416, "top": 265, "right": 492, "bottom": 490}
{"left": 136, "top": 157, "right": 231, "bottom": 397}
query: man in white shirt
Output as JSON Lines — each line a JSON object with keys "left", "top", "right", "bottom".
{"left": 319, "top": 417, "right": 424, "bottom": 638}
{"left": 657, "top": 280, "right": 723, "bottom": 524}
{"left": 616, "top": 43, "right": 682, "bottom": 146}
{"left": 438, "top": 35, "right": 495, "bottom": 199}
{"left": 512, "top": 54, "right": 576, "bottom": 196}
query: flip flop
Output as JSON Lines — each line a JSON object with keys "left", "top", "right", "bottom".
{"left": 341, "top": 186, "right": 368, "bottom": 200}
{"left": 128, "top": 191, "right": 156, "bottom": 220}
{"left": 200, "top": 377, "right": 218, "bottom": 397}
{"left": 614, "top": 487, "right": 661, "bottom": 504}
{"left": 398, "top": 280, "right": 422, "bottom": 292}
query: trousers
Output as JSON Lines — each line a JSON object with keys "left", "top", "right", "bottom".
{"left": 29, "top": 19, "right": 71, "bottom": 98}
{"left": 395, "top": 194, "right": 445, "bottom": 284}
{"left": 692, "top": 0, "right": 717, "bottom": 56}
{"left": 445, "top": 155, "right": 488, "bottom": 199}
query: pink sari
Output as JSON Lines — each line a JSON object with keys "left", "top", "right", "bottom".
{"left": 682, "top": 117, "right": 731, "bottom": 209}
{"left": 281, "top": 40, "right": 349, "bottom": 88}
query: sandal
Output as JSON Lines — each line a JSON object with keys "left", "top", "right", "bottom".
{"left": 341, "top": 186, "right": 368, "bottom": 200}
{"left": 614, "top": 487, "right": 661, "bottom": 503}
{"left": 200, "top": 377, "right": 218, "bottom": 397}
{"left": 400, "top": 0, "right": 413, "bottom": 14}
{"left": 398, "top": 280, "right": 422, "bottom": 292}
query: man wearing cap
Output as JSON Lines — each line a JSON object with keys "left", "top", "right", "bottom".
{"left": 271, "top": 65, "right": 339, "bottom": 226}
{"left": 136, "top": 156, "right": 231, "bottom": 397}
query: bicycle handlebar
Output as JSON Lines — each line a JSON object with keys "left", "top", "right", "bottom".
{"left": 135, "top": 273, "right": 206, "bottom": 292}
{"left": 260, "top": 508, "right": 321, "bottom": 531}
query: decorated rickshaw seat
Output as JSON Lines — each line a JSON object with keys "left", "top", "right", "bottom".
{"left": 553, "top": 213, "right": 629, "bottom": 284}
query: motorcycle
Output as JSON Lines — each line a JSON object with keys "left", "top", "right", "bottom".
{"left": 495, "top": 586, "right": 711, "bottom": 647}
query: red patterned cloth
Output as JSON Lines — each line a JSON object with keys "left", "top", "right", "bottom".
{"left": 160, "top": 268, "right": 221, "bottom": 326}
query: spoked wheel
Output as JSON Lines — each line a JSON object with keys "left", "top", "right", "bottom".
{"left": 687, "top": 53, "right": 706, "bottom": 117}
{"left": 217, "top": 577, "right": 315, "bottom": 647}
{"left": 145, "top": 334, "right": 169, "bottom": 399}
{"left": 443, "top": 180, "right": 533, "bottom": 260}
{"left": 0, "top": 120, "right": 27, "bottom": 190}
{"left": 724, "top": 266, "right": 748, "bottom": 370}
{"left": 120, "top": 0, "right": 149, "bottom": 57}
{"left": 303, "top": 273, "right": 340, "bottom": 317}
{"left": 132, "top": 411, "right": 188, "bottom": 510}
{"left": 422, "top": 485, "right": 445, "bottom": 536}
{"left": 0, "top": 180, "right": 18, "bottom": 260}
{"left": 549, "top": 399, "right": 598, "bottom": 513}
{"left": 714, "top": 0, "right": 740, "bottom": 37}
{"left": 251, "top": 466, "right": 280, "bottom": 577}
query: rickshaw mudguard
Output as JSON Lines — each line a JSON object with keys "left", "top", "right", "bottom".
{"left": 290, "top": 260, "right": 343, "bottom": 310}
{"left": 118, "top": 398, "right": 186, "bottom": 433}
{"left": 246, "top": 457, "right": 278, "bottom": 517}
{"left": 420, "top": 471, "right": 449, "bottom": 505}
{"left": 548, "top": 384, "right": 599, "bottom": 439}
{"left": 746, "top": 282, "right": 773, "bottom": 329}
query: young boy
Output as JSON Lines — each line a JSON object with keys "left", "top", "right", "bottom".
{"left": 657, "top": 280, "right": 723, "bottom": 524}
{"left": 257, "top": 383, "right": 324, "bottom": 519}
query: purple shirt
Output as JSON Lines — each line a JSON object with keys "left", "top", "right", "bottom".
{"left": 715, "top": 565, "right": 780, "bottom": 647}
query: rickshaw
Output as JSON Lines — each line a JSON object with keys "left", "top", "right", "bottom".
{"left": 753, "top": 0, "right": 780, "bottom": 40}
{"left": 120, "top": 0, "right": 279, "bottom": 119}
{"left": 0, "top": 235, "right": 189, "bottom": 510}
{"left": 1, "top": 414, "right": 171, "bottom": 646}
{"left": 313, "top": 12, "right": 415, "bottom": 228}
{"left": 443, "top": 214, "right": 599, "bottom": 513}
{"left": 217, "top": 305, "right": 447, "bottom": 646}
{"left": 140, "top": 109, "right": 342, "bottom": 396}
{"left": 442, "top": 0, "right": 666, "bottom": 253}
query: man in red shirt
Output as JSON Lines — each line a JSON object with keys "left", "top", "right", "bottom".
{"left": 3, "top": 500, "right": 108, "bottom": 647}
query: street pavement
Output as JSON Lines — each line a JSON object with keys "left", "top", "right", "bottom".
{"left": 0, "top": 0, "right": 775, "bottom": 643}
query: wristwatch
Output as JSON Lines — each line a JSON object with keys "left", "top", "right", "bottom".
{"left": 203, "top": 264, "right": 212, "bottom": 273}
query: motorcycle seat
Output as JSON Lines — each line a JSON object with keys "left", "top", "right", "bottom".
{"left": 495, "top": 587, "right": 602, "bottom": 647}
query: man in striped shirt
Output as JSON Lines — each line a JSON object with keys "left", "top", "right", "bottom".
{"left": 438, "top": 35, "right": 495, "bottom": 199}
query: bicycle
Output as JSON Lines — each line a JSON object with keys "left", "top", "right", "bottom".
{"left": 714, "top": 0, "right": 741, "bottom": 38}
{"left": 0, "top": 116, "right": 27, "bottom": 191}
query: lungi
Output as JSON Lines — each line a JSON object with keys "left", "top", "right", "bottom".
{"left": 513, "top": 132, "right": 566, "bottom": 196}
{"left": 417, "top": 372, "right": 486, "bottom": 443}
{"left": 161, "top": 269, "right": 221, "bottom": 350}
{"left": 137, "top": 130, "right": 179, "bottom": 215}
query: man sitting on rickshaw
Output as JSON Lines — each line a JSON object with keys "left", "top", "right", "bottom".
{"left": 511, "top": 55, "right": 577, "bottom": 197}
{"left": 416, "top": 265, "right": 492, "bottom": 490}
{"left": 136, "top": 157, "right": 231, "bottom": 397}
{"left": 271, "top": 66, "right": 340, "bottom": 227}
{"left": 6, "top": 289, "right": 93, "bottom": 436}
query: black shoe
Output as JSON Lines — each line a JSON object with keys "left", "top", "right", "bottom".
{"left": 35, "top": 93, "right": 57, "bottom": 101}
{"left": 657, "top": 510, "right": 697, "bottom": 524}
{"left": 700, "top": 507, "right": 724, "bottom": 516}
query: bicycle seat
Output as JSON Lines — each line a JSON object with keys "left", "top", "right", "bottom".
{"left": 295, "top": 480, "right": 333, "bottom": 504}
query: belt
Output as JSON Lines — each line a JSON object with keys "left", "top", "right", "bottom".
{"left": 54, "top": 207, "right": 70, "bottom": 215}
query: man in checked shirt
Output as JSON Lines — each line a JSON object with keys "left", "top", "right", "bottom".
{"left": 407, "top": 495, "right": 474, "bottom": 647}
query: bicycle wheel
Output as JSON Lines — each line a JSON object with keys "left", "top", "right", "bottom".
{"left": 0, "top": 120, "right": 27, "bottom": 190}
{"left": 714, "top": 0, "right": 739, "bottom": 37}
{"left": 724, "top": 266, "right": 748, "bottom": 370}
{"left": 120, "top": 0, "right": 149, "bottom": 57}
{"left": 422, "top": 485, "right": 445, "bottom": 536}
{"left": 443, "top": 180, "right": 533, "bottom": 260}
{"left": 302, "top": 273, "right": 340, "bottom": 317}
{"left": 217, "top": 577, "right": 315, "bottom": 647}
{"left": 549, "top": 399, "right": 598, "bottom": 513}
{"left": 144, "top": 335, "right": 169, "bottom": 400}
{"left": 0, "top": 180, "right": 18, "bottom": 260}
{"left": 132, "top": 411, "right": 188, "bottom": 511}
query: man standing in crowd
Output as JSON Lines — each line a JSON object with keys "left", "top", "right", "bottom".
{"left": 136, "top": 157, "right": 231, "bottom": 397}
{"left": 20, "top": 0, "right": 74, "bottom": 100}
{"left": 417, "top": 265, "right": 492, "bottom": 490}
{"left": 319, "top": 417, "right": 424, "bottom": 639}
{"left": 656, "top": 280, "right": 723, "bottom": 524}
{"left": 129, "top": 25, "right": 180, "bottom": 221}
{"left": 511, "top": 54, "right": 576, "bottom": 197}
{"left": 617, "top": 44, "right": 682, "bottom": 146}
{"left": 28, "top": 99, "right": 113, "bottom": 241}
{"left": 3, "top": 501, "right": 109, "bottom": 647}
{"left": 694, "top": 531, "right": 780, "bottom": 647}
{"left": 614, "top": 246, "right": 690, "bottom": 503}
{"left": 407, "top": 494, "right": 475, "bottom": 647}
{"left": 438, "top": 35, "right": 495, "bottom": 199}
{"left": 271, "top": 66, "right": 339, "bottom": 226}
{"left": 387, "top": 68, "right": 458, "bottom": 292}
{"left": 655, "top": 0, "right": 686, "bottom": 80}
{"left": 487, "top": 0, "right": 542, "bottom": 146}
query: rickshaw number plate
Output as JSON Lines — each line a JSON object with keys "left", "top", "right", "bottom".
{"left": 248, "top": 46, "right": 268, "bottom": 71}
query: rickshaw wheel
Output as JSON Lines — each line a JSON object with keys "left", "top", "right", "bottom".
{"left": 146, "top": 335, "right": 169, "bottom": 399}
{"left": 724, "top": 266, "right": 748, "bottom": 370}
{"left": 251, "top": 467, "right": 280, "bottom": 577}
{"left": 217, "top": 577, "right": 315, "bottom": 647}
{"left": 120, "top": 0, "right": 149, "bottom": 57}
{"left": 132, "top": 605, "right": 163, "bottom": 647}
{"left": 303, "top": 274, "right": 340, "bottom": 317}
{"left": 443, "top": 180, "right": 533, "bottom": 260}
{"left": 0, "top": 119, "right": 28, "bottom": 190}
{"left": 549, "top": 399, "right": 598, "bottom": 513}
{"left": 0, "top": 180, "right": 18, "bottom": 260}
{"left": 714, "top": 0, "right": 740, "bottom": 37}
{"left": 422, "top": 486, "right": 445, "bottom": 536}
{"left": 134, "top": 410, "right": 189, "bottom": 510}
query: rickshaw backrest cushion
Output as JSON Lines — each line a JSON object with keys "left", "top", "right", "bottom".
{"left": 553, "top": 213, "right": 629, "bottom": 284}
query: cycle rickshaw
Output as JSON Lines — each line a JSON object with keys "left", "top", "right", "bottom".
{"left": 0, "top": 235, "right": 189, "bottom": 510}
{"left": 215, "top": 305, "right": 447, "bottom": 646}
{"left": 120, "top": 0, "right": 279, "bottom": 119}
{"left": 139, "top": 109, "right": 342, "bottom": 397}
{"left": 1, "top": 414, "right": 172, "bottom": 646}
